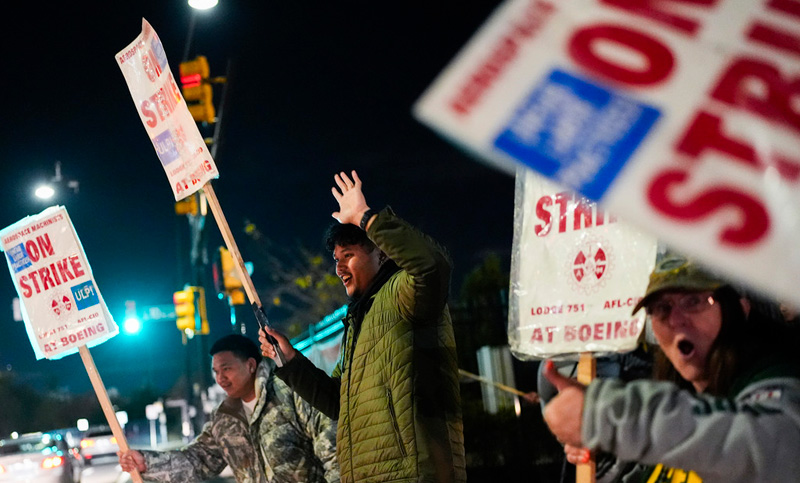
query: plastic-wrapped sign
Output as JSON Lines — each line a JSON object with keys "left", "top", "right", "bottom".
{"left": 509, "top": 171, "right": 656, "bottom": 359}
{"left": 116, "top": 19, "right": 219, "bottom": 201}
{"left": 415, "top": 0, "right": 800, "bottom": 309}
{"left": 0, "top": 206, "right": 118, "bottom": 360}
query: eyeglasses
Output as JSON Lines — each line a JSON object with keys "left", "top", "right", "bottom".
{"left": 646, "top": 292, "right": 715, "bottom": 323}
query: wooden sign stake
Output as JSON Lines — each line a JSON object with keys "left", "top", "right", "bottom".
{"left": 202, "top": 182, "right": 286, "bottom": 365}
{"left": 576, "top": 352, "right": 597, "bottom": 483}
{"left": 78, "top": 345, "right": 143, "bottom": 483}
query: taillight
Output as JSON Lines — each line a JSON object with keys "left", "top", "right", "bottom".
{"left": 81, "top": 439, "right": 95, "bottom": 448}
{"left": 41, "top": 456, "right": 64, "bottom": 469}
{"left": 110, "top": 436, "right": 117, "bottom": 444}
{"left": 0, "top": 464, "right": 5, "bottom": 473}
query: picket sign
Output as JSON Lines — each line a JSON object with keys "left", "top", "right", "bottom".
{"left": 413, "top": 0, "right": 800, "bottom": 313}
{"left": 79, "top": 346, "right": 143, "bottom": 483}
{"left": 116, "top": 20, "right": 285, "bottom": 365}
{"left": 0, "top": 207, "right": 140, "bottom": 483}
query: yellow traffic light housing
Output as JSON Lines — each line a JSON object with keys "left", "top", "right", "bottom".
{"left": 180, "top": 55, "right": 215, "bottom": 124}
{"left": 173, "top": 289, "right": 196, "bottom": 333}
{"left": 173, "top": 286, "right": 210, "bottom": 334}
{"left": 219, "top": 247, "right": 246, "bottom": 306}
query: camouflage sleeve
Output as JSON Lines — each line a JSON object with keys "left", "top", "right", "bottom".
{"left": 140, "top": 420, "right": 228, "bottom": 482}
{"left": 293, "top": 391, "right": 340, "bottom": 482}
{"left": 276, "top": 351, "right": 341, "bottom": 419}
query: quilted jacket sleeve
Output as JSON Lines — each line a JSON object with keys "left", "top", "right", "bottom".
{"left": 367, "top": 207, "right": 451, "bottom": 323}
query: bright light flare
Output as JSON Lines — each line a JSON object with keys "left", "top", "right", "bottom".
{"left": 123, "top": 317, "right": 142, "bottom": 335}
{"left": 34, "top": 185, "right": 55, "bottom": 200}
{"left": 188, "top": 0, "right": 218, "bottom": 10}
{"left": 41, "top": 456, "right": 63, "bottom": 469}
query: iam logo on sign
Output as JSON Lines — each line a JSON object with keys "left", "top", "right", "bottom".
{"left": 51, "top": 291, "right": 74, "bottom": 321}
{"left": 567, "top": 238, "right": 612, "bottom": 295}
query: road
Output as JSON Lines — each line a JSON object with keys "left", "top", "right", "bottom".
{"left": 80, "top": 461, "right": 235, "bottom": 483}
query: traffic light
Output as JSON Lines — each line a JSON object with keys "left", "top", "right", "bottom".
{"left": 179, "top": 55, "right": 215, "bottom": 124}
{"left": 173, "top": 289, "right": 196, "bottom": 333}
{"left": 174, "top": 195, "right": 198, "bottom": 216}
{"left": 219, "top": 247, "right": 246, "bottom": 305}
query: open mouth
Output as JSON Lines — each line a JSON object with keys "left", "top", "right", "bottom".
{"left": 677, "top": 340, "right": 695, "bottom": 356}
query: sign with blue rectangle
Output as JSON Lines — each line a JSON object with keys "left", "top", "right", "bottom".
{"left": 494, "top": 69, "right": 660, "bottom": 200}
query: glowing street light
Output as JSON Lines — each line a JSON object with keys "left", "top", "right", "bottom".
{"left": 34, "top": 185, "right": 55, "bottom": 200}
{"left": 32, "top": 161, "right": 79, "bottom": 201}
{"left": 188, "top": 0, "right": 218, "bottom": 10}
{"left": 123, "top": 317, "right": 142, "bottom": 335}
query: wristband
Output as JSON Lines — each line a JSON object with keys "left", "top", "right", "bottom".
{"left": 360, "top": 209, "right": 377, "bottom": 231}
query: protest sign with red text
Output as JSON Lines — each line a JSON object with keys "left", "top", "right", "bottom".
{"left": 509, "top": 170, "right": 656, "bottom": 359}
{"left": 116, "top": 19, "right": 219, "bottom": 201}
{"left": 1, "top": 206, "right": 118, "bottom": 360}
{"left": 415, "top": 0, "right": 800, "bottom": 308}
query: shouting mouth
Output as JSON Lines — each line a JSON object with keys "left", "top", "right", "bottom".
{"left": 677, "top": 339, "right": 695, "bottom": 357}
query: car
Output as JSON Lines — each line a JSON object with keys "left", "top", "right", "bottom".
{"left": 0, "top": 432, "right": 83, "bottom": 482}
{"left": 79, "top": 427, "right": 118, "bottom": 466}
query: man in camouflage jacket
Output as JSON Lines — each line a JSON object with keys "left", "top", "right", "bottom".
{"left": 118, "top": 334, "right": 339, "bottom": 482}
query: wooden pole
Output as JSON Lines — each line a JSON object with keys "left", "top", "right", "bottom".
{"left": 78, "top": 345, "right": 143, "bottom": 483}
{"left": 576, "top": 352, "right": 596, "bottom": 483}
{"left": 201, "top": 182, "right": 286, "bottom": 365}
{"left": 458, "top": 368, "right": 528, "bottom": 397}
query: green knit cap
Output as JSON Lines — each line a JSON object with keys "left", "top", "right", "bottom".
{"left": 633, "top": 254, "right": 725, "bottom": 315}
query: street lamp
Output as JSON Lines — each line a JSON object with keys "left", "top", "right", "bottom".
{"left": 33, "top": 161, "right": 79, "bottom": 201}
{"left": 188, "top": 0, "right": 218, "bottom": 10}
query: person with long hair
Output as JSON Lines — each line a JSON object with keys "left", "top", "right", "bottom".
{"left": 542, "top": 254, "right": 800, "bottom": 482}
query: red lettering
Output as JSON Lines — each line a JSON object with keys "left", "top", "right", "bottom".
{"left": 141, "top": 100, "right": 158, "bottom": 128}
{"left": 600, "top": 0, "right": 718, "bottom": 36}
{"left": 748, "top": 22, "right": 800, "bottom": 58}
{"left": 569, "top": 25, "right": 675, "bottom": 86}
{"left": 19, "top": 276, "right": 32, "bottom": 298}
{"left": 535, "top": 196, "right": 553, "bottom": 236}
{"left": 25, "top": 240, "right": 40, "bottom": 262}
{"left": 593, "top": 322, "right": 605, "bottom": 339}
{"left": 449, "top": 0, "right": 555, "bottom": 115}
{"left": 647, "top": 168, "right": 770, "bottom": 246}
{"left": 555, "top": 191, "right": 571, "bottom": 233}
{"left": 531, "top": 327, "right": 544, "bottom": 342}
{"left": 38, "top": 266, "right": 56, "bottom": 291}
{"left": 710, "top": 57, "right": 800, "bottom": 136}
{"left": 36, "top": 234, "right": 55, "bottom": 259}
{"left": 56, "top": 258, "right": 75, "bottom": 282}
{"left": 574, "top": 198, "right": 593, "bottom": 230}
{"left": 27, "top": 270, "right": 42, "bottom": 294}
{"left": 767, "top": 0, "right": 800, "bottom": 18}
{"left": 69, "top": 256, "right": 85, "bottom": 278}
{"left": 578, "top": 324, "right": 592, "bottom": 341}
{"left": 677, "top": 111, "right": 800, "bottom": 182}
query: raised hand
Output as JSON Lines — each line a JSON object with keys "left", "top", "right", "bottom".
{"left": 542, "top": 360, "right": 587, "bottom": 447}
{"left": 331, "top": 170, "right": 370, "bottom": 226}
{"left": 259, "top": 326, "right": 296, "bottom": 364}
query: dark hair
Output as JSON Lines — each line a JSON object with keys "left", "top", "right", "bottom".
{"left": 209, "top": 334, "right": 262, "bottom": 363}
{"left": 324, "top": 223, "right": 377, "bottom": 254}
{"left": 652, "top": 285, "right": 789, "bottom": 396}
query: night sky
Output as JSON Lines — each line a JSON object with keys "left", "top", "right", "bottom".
{"left": 0, "top": 2, "right": 515, "bottom": 397}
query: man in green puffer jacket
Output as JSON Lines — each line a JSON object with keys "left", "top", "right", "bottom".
{"left": 260, "top": 170, "right": 466, "bottom": 482}
{"left": 118, "top": 334, "right": 339, "bottom": 482}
